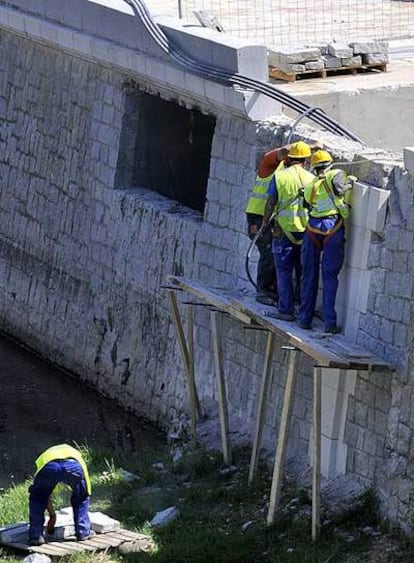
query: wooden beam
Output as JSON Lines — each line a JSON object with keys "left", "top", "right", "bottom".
{"left": 248, "top": 331, "right": 275, "bottom": 484}
{"left": 211, "top": 311, "right": 232, "bottom": 465}
{"left": 267, "top": 347, "right": 298, "bottom": 525}
{"left": 312, "top": 366, "right": 322, "bottom": 541}
{"left": 187, "top": 304, "right": 200, "bottom": 444}
{"left": 167, "top": 291, "right": 201, "bottom": 445}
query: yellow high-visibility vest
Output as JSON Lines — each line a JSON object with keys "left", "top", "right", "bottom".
{"left": 273, "top": 165, "right": 314, "bottom": 232}
{"left": 305, "top": 169, "right": 350, "bottom": 219}
{"left": 34, "top": 444, "right": 91, "bottom": 495}
{"left": 245, "top": 162, "right": 285, "bottom": 215}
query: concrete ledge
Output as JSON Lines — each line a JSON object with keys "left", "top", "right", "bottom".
{"left": 0, "top": 0, "right": 267, "bottom": 81}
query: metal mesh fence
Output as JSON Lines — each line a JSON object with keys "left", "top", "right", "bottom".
{"left": 176, "top": 0, "right": 414, "bottom": 47}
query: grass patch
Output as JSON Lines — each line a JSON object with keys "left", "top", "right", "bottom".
{"left": 0, "top": 443, "right": 412, "bottom": 562}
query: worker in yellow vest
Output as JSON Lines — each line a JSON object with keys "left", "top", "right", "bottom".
{"left": 262, "top": 141, "right": 315, "bottom": 320}
{"left": 28, "top": 444, "right": 93, "bottom": 545}
{"left": 245, "top": 146, "right": 290, "bottom": 305}
{"left": 298, "top": 150, "right": 356, "bottom": 333}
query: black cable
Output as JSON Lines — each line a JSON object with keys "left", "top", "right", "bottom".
{"left": 123, "top": 0, "right": 364, "bottom": 143}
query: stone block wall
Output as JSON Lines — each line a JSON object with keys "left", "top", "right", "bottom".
{"left": 1, "top": 0, "right": 414, "bottom": 534}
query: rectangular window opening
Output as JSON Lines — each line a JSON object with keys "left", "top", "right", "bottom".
{"left": 115, "top": 89, "right": 216, "bottom": 214}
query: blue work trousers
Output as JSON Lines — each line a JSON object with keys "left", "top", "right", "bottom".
{"left": 299, "top": 217, "right": 345, "bottom": 329}
{"left": 272, "top": 232, "right": 304, "bottom": 315}
{"left": 29, "top": 459, "right": 91, "bottom": 540}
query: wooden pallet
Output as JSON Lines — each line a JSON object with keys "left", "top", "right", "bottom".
{"left": 269, "top": 62, "right": 387, "bottom": 82}
{"left": 2, "top": 529, "right": 154, "bottom": 557}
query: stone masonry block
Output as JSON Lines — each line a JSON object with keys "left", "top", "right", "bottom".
{"left": 90, "top": 512, "right": 120, "bottom": 533}
{"left": 327, "top": 44, "right": 353, "bottom": 58}
{"left": 268, "top": 47, "right": 321, "bottom": 65}
{"left": 362, "top": 53, "right": 389, "bottom": 65}
{"left": 305, "top": 60, "right": 325, "bottom": 70}
{"left": 366, "top": 185, "right": 390, "bottom": 232}
{"left": 349, "top": 41, "right": 388, "bottom": 54}
{"left": 403, "top": 147, "right": 414, "bottom": 175}
{"left": 341, "top": 55, "right": 362, "bottom": 67}
{"left": 322, "top": 55, "right": 342, "bottom": 69}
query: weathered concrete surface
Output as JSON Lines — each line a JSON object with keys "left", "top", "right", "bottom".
{"left": 277, "top": 59, "right": 414, "bottom": 151}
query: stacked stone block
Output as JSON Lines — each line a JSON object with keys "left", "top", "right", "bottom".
{"left": 269, "top": 40, "right": 388, "bottom": 75}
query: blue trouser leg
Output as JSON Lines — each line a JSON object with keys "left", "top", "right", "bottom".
{"left": 29, "top": 462, "right": 61, "bottom": 539}
{"left": 256, "top": 235, "right": 277, "bottom": 297}
{"left": 299, "top": 231, "right": 321, "bottom": 326}
{"left": 60, "top": 459, "right": 91, "bottom": 539}
{"left": 322, "top": 226, "right": 345, "bottom": 329}
{"left": 272, "top": 234, "right": 302, "bottom": 315}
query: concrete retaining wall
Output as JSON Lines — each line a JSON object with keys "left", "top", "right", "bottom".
{"left": 1, "top": 0, "right": 414, "bottom": 533}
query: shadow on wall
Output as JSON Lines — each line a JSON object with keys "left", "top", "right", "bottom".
{"left": 115, "top": 85, "right": 216, "bottom": 213}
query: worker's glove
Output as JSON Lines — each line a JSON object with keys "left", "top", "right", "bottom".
{"left": 345, "top": 175, "right": 357, "bottom": 190}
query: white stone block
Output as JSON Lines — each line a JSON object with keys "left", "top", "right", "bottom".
{"left": 341, "top": 55, "right": 362, "bottom": 67}
{"left": 403, "top": 147, "right": 414, "bottom": 175}
{"left": 322, "top": 387, "right": 344, "bottom": 439}
{"left": 366, "top": 186, "right": 390, "bottom": 232}
{"left": 327, "top": 44, "right": 353, "bottom": 58}
{"left": 349, "top": 41, "right": 388, "bottom": 54}
{"left": 150, "top": 506, "right": 179, "bottom": 527}
{"left": 90, "top": 511, "right": 120, "bottom": 533}
{"left": 268, "top": 47, "right": 321, "bottom": 65}
{"left": 305, "top": 60, "right": 325, "bottom": 70}
{"left": 23, "top": 554, "right": 52, "bottom": 563}
{"left": 346, "top": 225, "right": 371, "bottom": 269}
{"left": 322, "top": 55, "right": 342, "bottom": 69}
{"left": 362, "top": 53, "right": 388, "bottom": 65}
{"left": 343, "top": 308, "right": 361, "bottom": 340}
{"left": 0, "top": 522, "right": 29, "bottom": 544}
{"left": 348, "top": 182, "right": 370, "bottom": 228}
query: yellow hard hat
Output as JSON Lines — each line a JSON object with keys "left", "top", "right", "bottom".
{"left": 287, "top": 141, "right": 311, "bottom": 159}
{"left": 310, "top": 150, "right": 333, "bottom": 169}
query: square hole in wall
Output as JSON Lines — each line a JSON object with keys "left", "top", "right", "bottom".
{"left": 115, "top": 89, "right": 216, "bottom": 213}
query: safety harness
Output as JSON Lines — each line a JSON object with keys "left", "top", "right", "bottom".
{"left": 306, "top": 175, "right": 344, "bottom": 250}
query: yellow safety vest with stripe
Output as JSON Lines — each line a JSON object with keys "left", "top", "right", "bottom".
{"left": 305, "top": 169, "right": 350, "bottom": 219}
{"left": 34, "top": 444, "right": 91, "bottom": 495}
{"left": 274, "top": 165, "right": 314, "bottom": 233}
{"left": 245, "top": 162, "right": 285, "bottom": 215}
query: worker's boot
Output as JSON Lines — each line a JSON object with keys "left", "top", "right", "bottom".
{"left": 29, "top": 536, "right": 45, "bottom": 546}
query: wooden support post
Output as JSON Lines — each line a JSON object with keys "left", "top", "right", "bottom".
{"left": 167, "top": 291, "right": 201, "bottom": 445}
{"left": 186, "top": 304, "right": 199, "bottom": 445}
{"left": 248, "top": 331, "right": 275, "bottom": 484}
{"left": 210, "top": 311, "right": 232, "bottom": 465}
{"left": 312, "top": 366, "right": 322, "bottom": 541}
{"left": 267, "top": 347, "right": 298, "bottom": 525}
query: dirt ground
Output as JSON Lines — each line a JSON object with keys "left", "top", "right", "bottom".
{"left": 0, "top": 334, "right": 164, "bottom": 488}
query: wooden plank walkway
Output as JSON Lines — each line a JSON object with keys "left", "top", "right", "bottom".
{"left": 2, "top": 529, "right": 154, "bottom": 557}
{"left": 167, "top": 275, "right": 393, "bottom": 372}
{"left": 269, "top": 62, "right": 387, "bottom": 82}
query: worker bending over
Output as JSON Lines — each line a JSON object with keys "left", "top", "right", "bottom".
{"left": 29, "top": 443, "right": 93, "bottom": 545}
{"left": 298, "top": 150, "right": 356, "bottom": 333}
{"left": 262, "top": 141, "right": 315, "bottom": 321}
